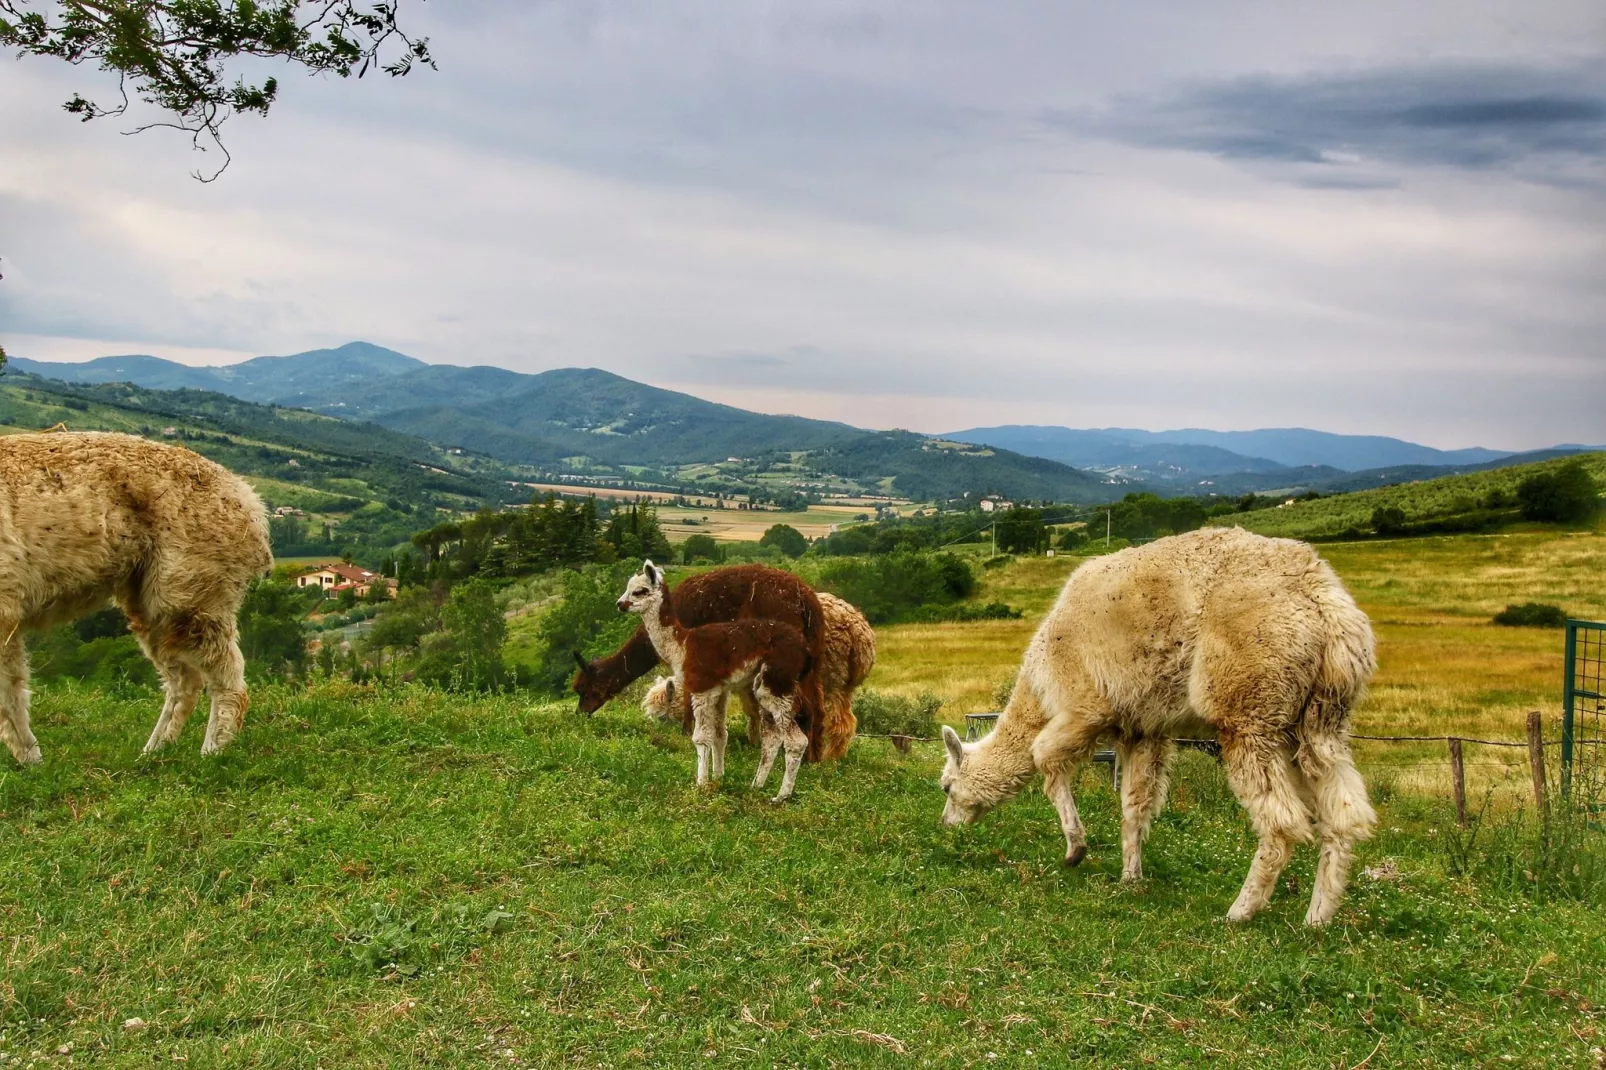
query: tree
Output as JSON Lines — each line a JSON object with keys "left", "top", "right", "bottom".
{"left": 681, "top": 533, "right": 725, "bottom": 563}
{"left": 418, "top": 578, "right": 508, "bottom": 690}
{"left": 1371, "top": 506, "right": 1408, "bottom": 536}
{"left": 758, "top": 523, "right": 807, "bottom": 558}
{"left": 0, "top": 0, "right": 433, "bottom": 179}
{"left": 1517, "top": 462, "right": 1599, "bottom": 524}
{"left": 237, "top": 577, "right": 308, "bottom": 678}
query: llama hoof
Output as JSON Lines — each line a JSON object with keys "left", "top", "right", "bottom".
{"left": 769, "top": 792, "right": 793, "bottom": 805}
{"left": 1064, "top": 844, "right": 1087, "bottom": 867}
{"left": 12, "top": 746, "right": 42, "bottom": 766}
{"left": 1225, "top": 905, "right": 1256, "bottom": 924}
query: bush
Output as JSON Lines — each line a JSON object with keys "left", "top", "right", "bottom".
{"left": 852, "top": 688, "right": 942, "bottom": 738}
{"left": 758, "top": 523, "right": 808, "bottom": 558}
{"left": 1493, "top": 603, "right": 1567, "bottom": 628}
{"left": 815, "top": 551, "right": 975, "bottom": 625}
{"left": 415, "top": 578, "right": 510, "bottom": 691}
{"left": 238, "top": 578, "right": 311, "bottom": 679}
{"left": 1517, "top": 461, "right": 1599, "bottom": 524}
{"left": 1371, "top": 506, "right": 1408, "bottom": 536}
{"left": 903, "top": 602, "right": 1023, "bottom": 623}
{"left": 680, "top": 533, "right": 725, "bottom": 564}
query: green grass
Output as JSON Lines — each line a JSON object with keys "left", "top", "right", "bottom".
{"left": 3, "top": 682, "right": 1602, "bottom": 1067}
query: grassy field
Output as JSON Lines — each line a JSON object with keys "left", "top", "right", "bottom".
{"left": 870, "top": 530, "right": 1606, "bottom": 798}
{"left": 3, "top": 682, "right": 1602, "bottom": 1067}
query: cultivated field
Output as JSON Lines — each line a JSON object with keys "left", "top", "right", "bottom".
{"left": 657, "top": 502, "right": 878, "bottom": 542}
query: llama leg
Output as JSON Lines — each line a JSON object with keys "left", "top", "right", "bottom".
{"left": 689, "top": 690, "right": 723, "bottom": 787}
{"left": 1031, "top": 715, "right": 1104, "bottom": 867}
{"left": 1298, "top": 735, "right": 1376, "bottom": 927}
{"left": 1115, "top": 736, "right": 1176, "bottom": 882}
{"left": 751, "top": 712, "right": 782, "bottom": 791}
{"left": 1221, "top": 732, "right": 1317, "bottom": 923}
{"left": 144, "top": 659, "right": 204, "bottom": 753}
{"left": 754, "top": 680, "right": 807, "bottom": 802}
{"left": 772, "top": 716, "right": 808, "bottom": 802}
{"left": 0, "top": 635, "right": 41, "bottom": 765}
{"left": 738, "top": 687, "right": 762, "bottom": 748}
{"left": 175, "top": 616, "right": 249, "bottom": 755}
{"left": 711, "top": 694, "right": 729, "bottom": 781}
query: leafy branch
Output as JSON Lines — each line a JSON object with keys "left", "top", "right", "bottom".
{"left": 0, "top": 1, "right": 434, "bottom": 179}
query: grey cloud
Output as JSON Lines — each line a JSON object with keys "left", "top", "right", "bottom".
{"left": 1061, "top": 62, "right": 1606, "bottom": 186}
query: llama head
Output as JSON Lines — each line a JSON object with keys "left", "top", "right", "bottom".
{"left": 571, "top": 651, "right": 608, "bottom": 715}
{"left": 642, "top": 675, "right": 677, "bottom": 721}
{"left": 938, "top": 724, "right": 989, "bottom": 826}
{"left": 616, "top": 559, "right": 666, "bottom": 615}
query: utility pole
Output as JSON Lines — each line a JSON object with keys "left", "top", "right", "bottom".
{"left": 1105, "top": 509, "right": 1111, "bottom": 547}
{"left": 991, "top": 520, "right": 997, "bottom": 558}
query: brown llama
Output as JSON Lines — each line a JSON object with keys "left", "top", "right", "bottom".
{"left": 572, "top": 563, "right": 829, "bottom": 756}
{"left": 616, "top": 561, "right": 814, "bottom": 800}
{"left": 939, "top": 528, "right": 1376, "bottom": 927}
{"left": 637, "top": 591, "right": 873, "bottom": 762}
{"left": 0, "top": 432, "right": 272, "bottom": 763}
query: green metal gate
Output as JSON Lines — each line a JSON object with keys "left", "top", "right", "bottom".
{"left": 1563, "top": 619, "right": 1606, "bottom": 798}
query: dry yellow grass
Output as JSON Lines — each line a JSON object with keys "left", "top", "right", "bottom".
{"left": 867, "top": 531, "right": 1605, "bottom": 797}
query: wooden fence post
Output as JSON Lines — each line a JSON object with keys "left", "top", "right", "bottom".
{"left": 1448, "top": 738, "right": 1467, "bottom": 827}
{"left": 1526, "top": 711, "right": 1547, "bottom": 812}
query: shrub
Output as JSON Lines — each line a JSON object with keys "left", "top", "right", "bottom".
{"left": 1517, "top": 461, "right": 1600, "bottom": 524}
{"left": 758, "top": 523, "right": 808, "bottom": 558}
{"left": 1371, "top": 506, "right": 1408, "bottom": 536}
{"left": 815, "top": 551, "right": 975, "bottom": 624}
{"left": 852, "top": 688, "right": 942, "bottom": 738}
{"left": 903, "top": 601, "right": 1023, "bottom": 623}
{"left": 415, "top": 578, "right": 510, "bottom": 691}
{"left": 1493, "top": 603, "right": 1567, "bottom": 628}
{"left": 238, "top": 578, "right": 311, "bottom": 679}
{"left": 680, "top": 534, "right": 725, "bottom": 564}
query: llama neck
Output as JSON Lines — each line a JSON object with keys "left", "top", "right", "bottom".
{"left": 968, "top": 680, "right": 1049, "bottom": 806}
{"left": 640, "top": 591, "right": 686, "bottom": 671}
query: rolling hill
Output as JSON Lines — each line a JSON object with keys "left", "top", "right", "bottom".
{"left": 1212, "top": 451, "right": 1606, "bottom": 540}
{"left": 944, "top": 424, "right": 1529, "bottom": 479}
{"left": 8, "top": 345, "right": 1128, "bottom": 503}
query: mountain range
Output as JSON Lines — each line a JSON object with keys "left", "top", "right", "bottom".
{"left": 10, "top": 342, "right": 1596, "bottom": 499}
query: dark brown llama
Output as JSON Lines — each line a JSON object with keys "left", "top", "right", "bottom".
{"left": 616, "top": 561, "right": 814, "bottom": 800}
{"left": 572, "top": 563, "right": 829, "bottom": 756}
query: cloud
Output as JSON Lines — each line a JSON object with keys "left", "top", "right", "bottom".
{"left": 1063, "top": 62, "right": 1606, "bottom": 187}
{"left": 3, "top": 4, "right": 1603, "bottom": 450}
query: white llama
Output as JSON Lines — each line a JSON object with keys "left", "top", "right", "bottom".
{"left": 938, "top": 527, "right": 1377, "bottom": 927}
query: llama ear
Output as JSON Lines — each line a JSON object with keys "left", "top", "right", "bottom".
{"left": 572, "top": 650, "right": 589, "bottom": 672}
{"left": 942, "top": 724, "right": 965, "bottom": 767}
{"left": 642, "top": 559, "right": 659, "bottom": 585}
{"left": 665, "top": 678, "right": 675, "bottom": 704}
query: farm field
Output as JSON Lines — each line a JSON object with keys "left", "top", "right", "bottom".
{"left": 657, "top": 502, "right": 879, "bottom": 542}
{"left": 3, "top": 683, "right": 1602, "bottom": 1068}
{"left": 871, "top": 529, "right": 1606, "bottom": 797}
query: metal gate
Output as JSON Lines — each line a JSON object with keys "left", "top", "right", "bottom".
{"left": 1563, "top": 619, "right": 1606, "bottom": 797}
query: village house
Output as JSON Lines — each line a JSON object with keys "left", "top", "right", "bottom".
{"left": 296, "top": 563, "right": 394, "bottom": 598}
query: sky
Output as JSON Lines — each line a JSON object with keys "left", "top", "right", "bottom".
{"left": 2, "top": 1, "right": 1603, "bottom": 449}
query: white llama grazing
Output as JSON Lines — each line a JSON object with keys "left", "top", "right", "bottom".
{"left": 0, "top": 432, "right": 272, "bottom": 763}
{"left": 617, "top": 561, "right": 814, "bottom": 800}
{"left": 938, "top": 527, "right": 1376, "bottom": 927}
